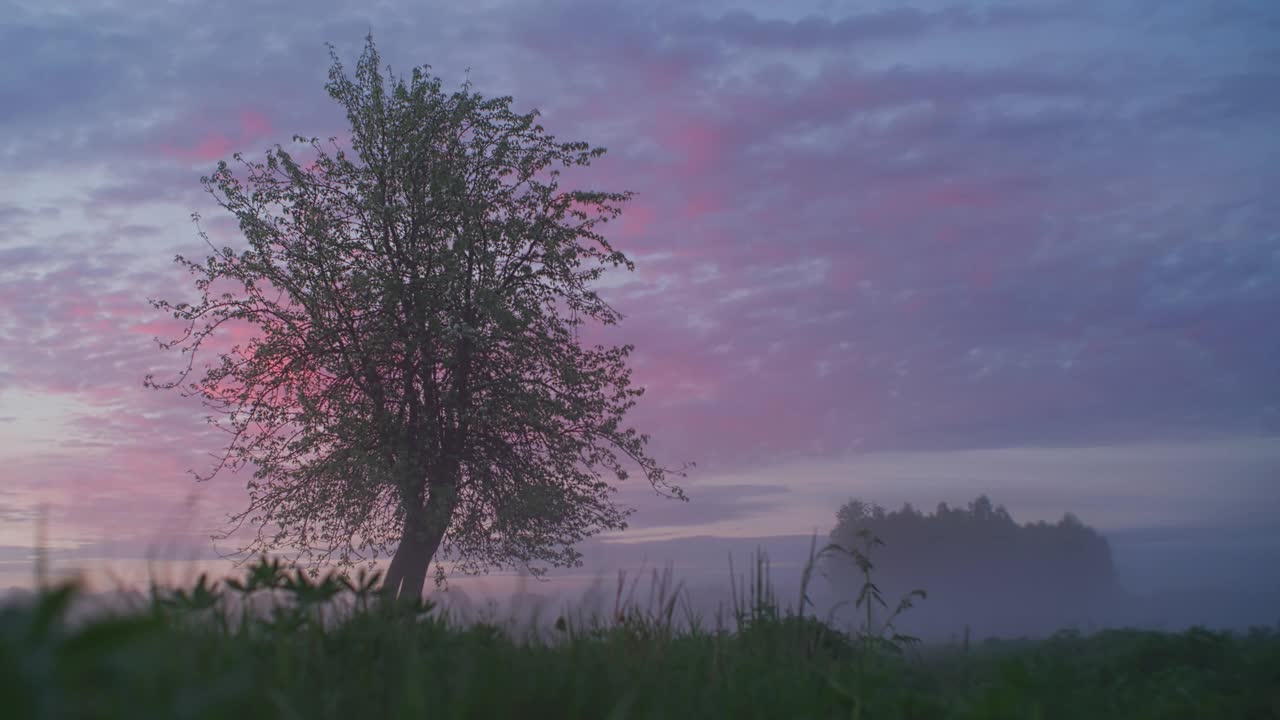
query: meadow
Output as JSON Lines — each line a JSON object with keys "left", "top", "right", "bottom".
{"left": 3, "top": 546, "right": 1278, "bottom": 720}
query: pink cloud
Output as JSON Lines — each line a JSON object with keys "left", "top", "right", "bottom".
{"left": 153, "top": 106, "right": 276, "bottom": 164}
{"left": 617, "top": 203, "right": 655, "bottom": 240}
{"left": 238, "top": 108, "right": 273, "bottom": 139}
{"left": 160, "top": 133, "right": 236, "bottom": 164}
{"left": 658, "top": 117, "right": 726, "bottom": 176}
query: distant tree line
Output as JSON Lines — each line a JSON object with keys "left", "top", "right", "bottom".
{"left": 824, "top": 496, "right": 1122, "bottom": 639}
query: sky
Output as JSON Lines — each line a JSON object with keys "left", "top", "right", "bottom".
{"left": 0, "top": 0, "right": 1277, "bottom": 595}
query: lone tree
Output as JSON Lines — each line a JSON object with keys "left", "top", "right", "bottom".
{"left": 146, "top": 36, "right": 686, "bottom": 601}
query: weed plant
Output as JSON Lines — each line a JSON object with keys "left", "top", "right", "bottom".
{"left": 2, "top": 536, "right": 1277, "bottom": 719}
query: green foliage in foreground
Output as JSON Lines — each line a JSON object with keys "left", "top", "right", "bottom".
{"left": 3, "top": 560, "right": 1278, "bottom": 720}
{"left": 2, "top": 538, "right": 1280, "bottom": 717}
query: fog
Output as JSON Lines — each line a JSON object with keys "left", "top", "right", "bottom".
{"left": 553, "top": 520, "right": 1280, "bottom": 641}
{"left": 9, "top": 501, "right": 1276, "bottom": 644}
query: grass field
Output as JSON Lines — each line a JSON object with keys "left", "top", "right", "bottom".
{"left": 3, "top": 553, "right": 1278, "bottom": 720}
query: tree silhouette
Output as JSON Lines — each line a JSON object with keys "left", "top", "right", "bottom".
{"left": 826, "top": 495, "right": 1120, "bottom": 638}
{"left": 146, "top": 36, "right": 687, "bottom": 601}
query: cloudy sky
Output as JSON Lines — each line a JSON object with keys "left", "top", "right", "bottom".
{"left": 1, "top": 0, "right": 1277, "bottom": 592}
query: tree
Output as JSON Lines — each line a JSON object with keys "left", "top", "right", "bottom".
{"left": 145, "top": 36, "right": 687, "bottom": 602}
{"left": 825, "top": 496, "right": 1120, "bottom": 638}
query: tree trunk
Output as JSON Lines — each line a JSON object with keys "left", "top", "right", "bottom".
{"left": 381, "top": 485, "right": 455, "bottom": 604}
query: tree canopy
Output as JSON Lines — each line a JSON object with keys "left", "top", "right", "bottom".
{"left": 146, "top": 36, "right": 686, "bottom": 600}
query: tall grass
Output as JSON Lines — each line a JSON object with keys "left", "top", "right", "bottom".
{"left": 3, "top": 536, "right": 1277, "bottom": 719}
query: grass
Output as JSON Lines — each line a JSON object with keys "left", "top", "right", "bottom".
{"left": 3, "top": 541, "right": 1278, "bottom": 719}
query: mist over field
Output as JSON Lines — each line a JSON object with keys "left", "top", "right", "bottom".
{"left": 5, "top": 502, "right": 1278, "bottom": 644}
